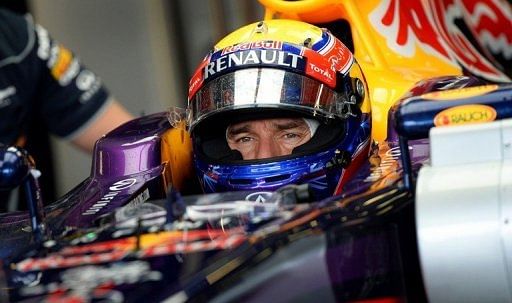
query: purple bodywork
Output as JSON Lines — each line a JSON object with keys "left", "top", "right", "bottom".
{"left": 54, "top": 113, "right": 172, "bottom": 228}
{"left": 0, "top": 112, "right": 172, "bottom": 254}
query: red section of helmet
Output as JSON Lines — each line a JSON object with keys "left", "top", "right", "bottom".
{"left": 303, "top": 48, "right": 336, "bottom": 87}
{"left": 188, "top": 57, "right": 208, "bottom": 100}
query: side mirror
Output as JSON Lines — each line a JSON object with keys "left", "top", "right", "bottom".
{"left": 390, "top": 76, "right": 512, "bottom": 190}
{"left": 0, "top": 145, "right": 46, "bottom": 242}
{"left": 0, "top": 145, "right": 32, "bottom": 190}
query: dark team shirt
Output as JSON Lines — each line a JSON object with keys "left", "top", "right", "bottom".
{"left": 0, "top": 9, "right": 111, "bottom": 145}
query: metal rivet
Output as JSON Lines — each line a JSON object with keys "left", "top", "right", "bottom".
{"left": 303, "top": 38, "right": 312, "bottom": 48}
{"left": 356, "top": 78, "right": 365, "bottom": 99}
{"left": 255, "top": 21, "right": 267, "bottom": 34}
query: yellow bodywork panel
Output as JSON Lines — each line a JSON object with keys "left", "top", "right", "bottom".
{"left": 259, "top": 0, "right": 464, "bottom": 141}
{"left": 161, "top": 120, "right": 194, "bottom": 192}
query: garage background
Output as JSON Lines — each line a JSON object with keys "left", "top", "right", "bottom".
{"left": 0, "top": 0, "right": 263, "bottom": 199}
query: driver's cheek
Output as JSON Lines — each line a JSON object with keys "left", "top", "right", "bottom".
{"left": 237, "top": 143, "right": 257, "bottom": 159}
{"left": 276, "top": 140, "right": 297, "bottom": 156}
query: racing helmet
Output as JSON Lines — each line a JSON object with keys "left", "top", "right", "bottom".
{"left": 187, "top": 19, "right": 371, "bottom": 199}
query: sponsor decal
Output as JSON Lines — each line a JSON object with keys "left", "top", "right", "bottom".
{"left": 421, "top": 84, "right": 498, "bottom": 100}
{"left": 49, "top": 45, "right": 73, "bottom": 83}
{"left": 204, "top": 49, "right": 304, "bottom": 80}
{"left": 188, "top": 71, "right": 203, "bottom": 97}
{"left": 304, "top": 38, "right": 353, "bottom": 87}
{"left": 190, "top": 39, "right": 353, "bottom": 98}
{"left": 306, "top": 57, "right": 336, "bottom": 88}
{"left": 16, "top": 230, "right": 245, "bottom": 272}
{"left": 35, "top": 25, "right": 50, "bottom": 60}
{"left": 109, "top": 178, "right": 137, "bottom": 190}
{"left": 434, "top": 104, "right": 497, "bottom": 126}
{"left": 124, "top": 188, "right": 150, "bottom": 209}
{"left": 36, "top": 25, "right": 82, "bottom": 86}
{"left": 188, "top": 57, "right": 210, "bottom": 98}
{"left": 82, "top": 178, "right": 137, "bottom": 216}
{"left": 221, "top": 41, "right": 283, "bottom": 55}
{"left": 115, "top": 204, "right": 166, "bottom": 229}
{"left": 369, "top": 0, "right": 509, "bottom": 81}
{"left": 245, "top": 191, "right": 273, "bottom": 203}
{"left": 60, "top": 261, "right": 162, "bottom": 288}
{"left": 47, "top": 44, "right": 58, "bottom": 69}
{"left": 76, "top": 69, "right": 102, "bottom": 103}
{"left": 58, "top": 59, "right": 80, "bottom": 86}
{"left": 76, "top": 70, "right": 96, "bottom": 91}
{"left": 308, "top": 61, "right": 334, "bottom": 81}
{"left": 19, "top": 261, "right": 161, "bottom": 301}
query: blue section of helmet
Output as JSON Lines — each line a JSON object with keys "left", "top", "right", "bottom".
{"left": 312, "top": 31, "right": 332, "bottom": 53}
{"left": 194, "top": 113, "right": 371, "bottom": 200}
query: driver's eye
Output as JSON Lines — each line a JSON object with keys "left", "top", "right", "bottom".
{"left": 284, "top": 133, "right": 299, "bottom": 139}
{"left": 238, "top": 137, "right": 252, "bottom": 143}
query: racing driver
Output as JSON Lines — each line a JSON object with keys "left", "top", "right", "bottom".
{"left": 184, "top": 19, "right": 372, "bottom": 199}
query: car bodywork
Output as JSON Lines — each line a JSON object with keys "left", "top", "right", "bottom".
{"left": 0, "top": 0, "right": 511, "bottom": 302}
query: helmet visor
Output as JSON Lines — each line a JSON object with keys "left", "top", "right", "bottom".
{"left": 188, "top": 68, "right": 350, "bottom": 132}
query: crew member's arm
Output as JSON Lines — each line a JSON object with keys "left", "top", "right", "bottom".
{"left": 0, "top": 10, "right": 135, "bottom": 152}
{"left": 24, "top": 14, "right": 135, "bottom": 152}
{"left": 71, "top": 98, "right": 133, "bottom": 152}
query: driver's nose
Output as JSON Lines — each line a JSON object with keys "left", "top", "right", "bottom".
{"left": 254, "top": 136, "right": 281, "bottom": 159}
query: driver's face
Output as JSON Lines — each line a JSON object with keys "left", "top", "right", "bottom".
{"left": 226, "top": 118, "right": 312, "bottom": 160}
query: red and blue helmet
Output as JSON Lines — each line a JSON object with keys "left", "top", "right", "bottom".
{"left": 187, "top": 19, "right": 371, "bottom": 199}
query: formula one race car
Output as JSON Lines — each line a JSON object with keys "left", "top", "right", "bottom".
{"left": 0, "top": 0, "right": 511, "bottom": 302}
